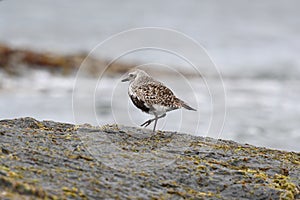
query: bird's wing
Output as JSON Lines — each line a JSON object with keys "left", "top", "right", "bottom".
{"left": 135, "top": 82, "right": 182, "bottom": 109}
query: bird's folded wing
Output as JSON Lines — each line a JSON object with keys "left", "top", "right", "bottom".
{"left": 135, "top": 83, "right": 181, "bottom": 108}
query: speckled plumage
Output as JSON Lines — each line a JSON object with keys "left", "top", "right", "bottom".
{"left": 131, "top": 82, "right": 183, "bottom": 112}
{"left": 122, "top": 69, "right": 196, "bottom": 131}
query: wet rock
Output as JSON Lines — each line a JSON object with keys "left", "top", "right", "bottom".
{"left": 0, "top": 43, "right": 133, "bottom": 76}
{"left": 0, "top": 117, "right": 299, "bottom": 199}
{"left": 0, "top": 44, "right": 200, "bottom": 78}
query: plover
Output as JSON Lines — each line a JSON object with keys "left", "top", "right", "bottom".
{"left": 122, "top": 69, "right": 196, "bottom": 132}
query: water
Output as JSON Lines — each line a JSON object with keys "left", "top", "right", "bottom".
{"left": 0, "top": 0, "right": 300, "bottom": 151}
{"left": 0, "top": 71, "right": 299, "bottom": 152}
{"left": 1, "top": 0, "right": 300, "bottom": 78}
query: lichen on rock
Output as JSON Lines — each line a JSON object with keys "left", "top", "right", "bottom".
{"left": 0, "top": 117, "right": 299, "bottom": 199}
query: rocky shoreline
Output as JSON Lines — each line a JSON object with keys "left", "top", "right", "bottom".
{"left": 0, "top": 117, "right": 299, "bottom": 199}
{"left": 0, "top": 44, "right": 201, "bottom": 78}
{"left": 0, "top": 43, "right": 133, "bottom": 76}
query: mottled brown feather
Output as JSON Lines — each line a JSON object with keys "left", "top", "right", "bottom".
{"left": 134, "top": 82, "right": 182, "bottom": 109}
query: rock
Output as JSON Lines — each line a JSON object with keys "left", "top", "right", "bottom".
{"left": 0, "top": 117, "right": 299, "bottom": 199}
{"left": 0, "top": 43, "right": 133, "bottom": 76}
{"left": 0, "top": 44, "right": 200, "bottom": 78}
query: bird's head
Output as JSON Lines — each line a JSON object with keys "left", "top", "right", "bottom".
{"left": 121, "top": 69, "right": 147, "bottom": 83}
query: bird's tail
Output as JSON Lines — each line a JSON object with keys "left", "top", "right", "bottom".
{"left": 181, "top": 101, "right": 197, "bottom": 111}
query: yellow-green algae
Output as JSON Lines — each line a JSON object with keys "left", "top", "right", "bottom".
{"left": 0, "top": 118, "right": 299, "bottom": 199}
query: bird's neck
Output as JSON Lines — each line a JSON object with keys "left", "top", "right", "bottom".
{"left": 131, "top": 75, "right": 153, "bottom": 87}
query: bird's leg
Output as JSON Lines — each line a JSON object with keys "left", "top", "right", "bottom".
{"left": 141, "top": 113, "right": 166, "bottom": 131}
{"left": 140, "top": 118, "right": 154, "bottom": 127}
{"left": 153, "top": 117, "right": 158, "bottom": 132}
{"left": 153, "top": 113, "right": 166, "bottom": 131}
{"left": 141, "top": 114, "right": 159, "bottom": 127}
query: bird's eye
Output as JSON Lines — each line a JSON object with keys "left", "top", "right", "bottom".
{"left": 129, "top": 74, "right": 134, "bottom": 77}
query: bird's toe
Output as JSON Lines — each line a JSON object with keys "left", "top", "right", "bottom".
{"left": 141, "top": 120, "right": 152, "bottom": 127}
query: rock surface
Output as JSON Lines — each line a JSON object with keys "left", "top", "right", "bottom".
{"left": 0, "top": 117, "right": 299, "bottom": 199}
{"left": 0, "top": 43, "right": 133, "bottom": 76}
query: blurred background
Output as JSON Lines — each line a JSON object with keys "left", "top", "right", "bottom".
{"left": 0, "top": 0, "right": 299, "bottom": 151}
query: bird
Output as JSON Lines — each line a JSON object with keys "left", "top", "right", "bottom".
{"left": 122, "top": 69, "right": 196, "bottom": 132}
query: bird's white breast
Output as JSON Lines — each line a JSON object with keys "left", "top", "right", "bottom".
{"left": 128, "top": 83, "right": 135, "bottom": 96}
{"left": 149, "top": 104, "right": 168, "bottom": 115}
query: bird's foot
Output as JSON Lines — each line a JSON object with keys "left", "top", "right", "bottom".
{"left": 140, "top": 119, "right": 153, "bottom": 127}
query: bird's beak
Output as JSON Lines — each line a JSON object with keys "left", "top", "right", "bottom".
{"left": 121, "top": 77, "right": 130, "bottom": 82}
